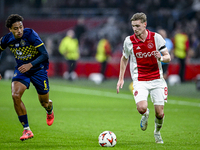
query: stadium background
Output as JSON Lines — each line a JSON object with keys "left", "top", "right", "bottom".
{"left": 0, "top": 1, "right": 200, "bottom": 149}
{"left": 0, "top": 0, "right": 200, "bottom": 81}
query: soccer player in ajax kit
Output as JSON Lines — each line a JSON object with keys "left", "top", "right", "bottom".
{"left": 117, "top": 12, "right": 171, "bottom": 143}
{"left": 0, "top": 14, "right": 54, "bottom": 141}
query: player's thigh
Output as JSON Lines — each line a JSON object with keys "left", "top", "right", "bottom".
{"left": 150, "top": 88, "right": 166, "bottom": 105}
{"left": 11, "top": 69, "right": 30, "bottom": 96}
{"left": 133, "top": 81, "right": 149, "bottom": 104}
{"left": 31, "top": 69, "right": 49, "bottom": 95}
{"left": 11, "top": 81, "right": 27, "bottom": 96}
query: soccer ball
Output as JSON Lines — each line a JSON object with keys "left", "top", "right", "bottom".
{"left": 98, "top": 131, "right": 117, "bottom": 147}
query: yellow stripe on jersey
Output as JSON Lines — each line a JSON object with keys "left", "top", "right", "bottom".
{"left": 35, "top": 43, "right": 44, "bottom": 48}
{"left": 0, "top": 46, "right": 5, "bottom": 51}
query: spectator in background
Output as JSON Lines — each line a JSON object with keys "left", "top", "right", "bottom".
{"left": 74, "top": 17, "right": 87, "bottom": 43}
{"left": 158, "top": 29, "right": 173, "bottom": 80}
{"left": 173, "top": 28, "right": 189, "bottom": 82}
{"left": 95, "top": 35, "right": 112, "bottom": 80}
{"left": 59, "top": 30, "right": 79, "bottom": 81}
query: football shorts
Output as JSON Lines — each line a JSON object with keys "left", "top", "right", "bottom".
{"left": 132, "top": 78, "right": 168, "bottom": 105}
{"left": 12, "top": 68, "right": 49, "bottom": 95}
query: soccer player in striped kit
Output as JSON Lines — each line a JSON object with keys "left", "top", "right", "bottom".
{"left": 117, "top": 12, "right": 171, "bottom": 143}
{"left": 0, "top": 14, "right": 54, "bottom": 141}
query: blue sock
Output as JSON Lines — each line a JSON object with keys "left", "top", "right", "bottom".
{"left": 46, "top": 105, "right": 53, "bottom": 114}
{"left": 18, "top": 114, "right": 29, "bottom": 128}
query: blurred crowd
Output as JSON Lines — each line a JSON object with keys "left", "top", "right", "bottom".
{"left": 2, "top": 0, "right": 200, "bottom": 61}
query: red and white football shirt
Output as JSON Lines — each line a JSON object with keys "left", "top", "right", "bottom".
{"left": 123, "top": 30, "right": 167, "bottom": 81}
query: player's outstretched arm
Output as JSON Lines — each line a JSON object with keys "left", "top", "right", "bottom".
{"left": 116, "top": 55, "right": 129, "bottom": 93}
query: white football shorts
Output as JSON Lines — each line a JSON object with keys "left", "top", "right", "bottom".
{"left": 132, "top": 78, "right": 168, "bottom": 105}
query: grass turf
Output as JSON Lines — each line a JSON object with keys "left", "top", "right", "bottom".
{"left": 0, "top": 78, "right": 200, "bottom": 150}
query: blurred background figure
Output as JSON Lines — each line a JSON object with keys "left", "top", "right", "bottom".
{"left": 74, "top": 17, "right": 87, "bottom": 43}
{"left": 158, "top": 29, "right": 173, "bottom": 81}
{"left": 59, "top": 30, "right": 79, "bottom": 81}
{"left": 95, "top": 35, "right": 112, "bottom": 81}
{"left": 173, "top": 28, "right": 190, "bottom": 83}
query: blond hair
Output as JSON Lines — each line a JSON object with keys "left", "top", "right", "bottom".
{"left": 130, "top": 12, "right": 147, "bottom": 23}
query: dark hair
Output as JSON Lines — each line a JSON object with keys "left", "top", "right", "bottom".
{"left": 130, "top": 12, "right": 147, "bottom": 23}
{"left": 5, "top": 14, "right": 24, "bottom": 28}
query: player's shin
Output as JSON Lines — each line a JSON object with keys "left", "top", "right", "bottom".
{"left": 154, "top": 115, "right": 164, "bottom": 133}
{"left": 45, "top": 99, "right": 53, "bottom": 114}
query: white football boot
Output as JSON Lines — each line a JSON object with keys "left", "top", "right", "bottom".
{"left": 154, "top": 131, "right": 164, "bottom": 144}
{"left": 140, "top": 108, "right": 149, "bottom": 131}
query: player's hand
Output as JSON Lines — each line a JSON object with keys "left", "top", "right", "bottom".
{"left": 0, "top": 74, "right": 2, "bottom": 80}
{"left": 116, "top": 79, "right": 124, "bottom": 94}
{"left": 18, "top": 63, "right": 33, "bottom": 73}
{"left": 154, "top": 51, "right": 161, "bottom": 60}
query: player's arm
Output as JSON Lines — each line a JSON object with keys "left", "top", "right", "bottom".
{"left": 18, "top": 44, "right": 49, "bottom": 73}
{"left": 154, "top": 48, "right": 171, "bottom": 63}
{"left": 31, "top": 44, "right": 49, "bottom": 66}
{"left": 117, "top": 55, "right": 129, "bottom": 93}
{"left": 160, "top": 49, "right": 171, "bottom": 63}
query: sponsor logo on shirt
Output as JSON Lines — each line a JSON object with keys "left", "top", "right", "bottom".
{"left": 136, "top": 51, "right": 156, "bottom": 58}
{"left": 16, "top": 50, "right": 23, "bottom": 55}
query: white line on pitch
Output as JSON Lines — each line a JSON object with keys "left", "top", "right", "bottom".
{"left": 51, "top": 85, "right": 200, "bottom": 107}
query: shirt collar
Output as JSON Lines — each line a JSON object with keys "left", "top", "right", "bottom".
{"left": 133, "top": 29, "right": 151, "bottom": 43}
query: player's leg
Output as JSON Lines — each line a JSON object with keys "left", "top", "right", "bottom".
{"left": 38, "top": 92, "right": 54, "bottom": 126}
{"left": 31, "top": 69, "right": 54, "bottom": 126}
{"left": 12, "top": 81, "right": 27, "bottom": 116}
{"left": 68, "top": 60, "right": 77, "bottom": 81}
{"left": 150, "top": 79, "right": 167, "bottom": 143}
{"left": 11, "top": 81, "right": 34, "bottom": 141}
{"left": 154, "top": 105, "right": 164, "bottom": 143}
{"left": 137, "top": 101, "right": 150, "bottom": 131}
{"left": 133, "top": 81, "right": 149, "bottom": 131}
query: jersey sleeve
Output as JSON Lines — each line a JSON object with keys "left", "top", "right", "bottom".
{"left": 123, "top": 36, "right": 132, "bottom": 59}
{"left": 0, "top": 36, "right": 8, "bottom": 51}
{"left": 28, "top": 29, "right": 44, "bottom": 48}
{"left": 155, "top": 33, "right": 167, "bottom": 52}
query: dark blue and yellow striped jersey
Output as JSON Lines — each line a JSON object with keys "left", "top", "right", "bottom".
{"left": 0, "top": 28, "right": 49, "bottom": 72}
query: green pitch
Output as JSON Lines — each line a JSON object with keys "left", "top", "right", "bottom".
{"left": 0, "top": 78, "right": 200, "bottom": 150}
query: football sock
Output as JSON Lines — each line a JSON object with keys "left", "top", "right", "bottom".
{"left": 155, "top": 115, "right": 164, "bottom": 133}
{"left": 24, "top": 126, "right": 31, "bottom": 130}
{"left": 142, "top": 108, "right": 149, "bottom": 116}
{"left": 46, "top": 100, "right": 53, "bottom": 114}
{"left": 18, "top": 114, "right": 29, "bottom": 129}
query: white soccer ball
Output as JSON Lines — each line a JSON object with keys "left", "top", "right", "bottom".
{"left": 98, "top": 131, "right": 117, "bottom": 147}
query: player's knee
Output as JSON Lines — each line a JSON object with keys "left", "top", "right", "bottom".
{"left": 12, "top": 92, "right": 21, "bottom": 101}
{"left": 156, "top": 112, "right": 164, "bottom": 119}
{"left": 137, "top": 105, "right": 147, "bottom": 114}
